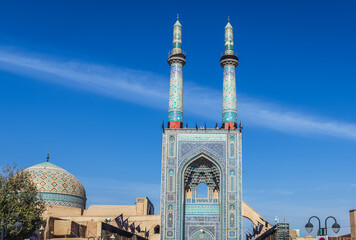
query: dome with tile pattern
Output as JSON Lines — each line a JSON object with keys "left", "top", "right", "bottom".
{"left": 25, "top": 162, "right": 86, "bottom": 209}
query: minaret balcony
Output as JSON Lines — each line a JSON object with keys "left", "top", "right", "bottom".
{"left": 168, "top": 50, "right": 187, "bottom": 65}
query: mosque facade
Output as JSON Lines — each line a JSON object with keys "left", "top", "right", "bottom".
{"left": 160, "top": 17, "right": 242, "bottom": 240}
{"left": 22, "top": 17, "right": 276, "bottom": 240}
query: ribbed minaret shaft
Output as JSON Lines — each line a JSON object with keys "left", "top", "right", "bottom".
{"left": 167, "top": 16, "right": 186, "bottom": 129}
{"left": 220, "top": 18, "right": 238, "bottom": 129}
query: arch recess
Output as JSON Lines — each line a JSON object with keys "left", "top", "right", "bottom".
{"left": 179, "top": 152, "right": 225, "bottom": 177}
{"left": 190, "top": 228, "right": 214, "bottom": 240}
{"left": 177, "top": 153, "right": 226, "bottom": 240}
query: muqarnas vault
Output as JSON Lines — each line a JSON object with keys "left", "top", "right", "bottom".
{"left": 161, "top": 16, "right": 242, "bottom": 240}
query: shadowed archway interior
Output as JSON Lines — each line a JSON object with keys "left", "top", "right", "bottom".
{"left": 183, "top": 157, "right": 221, "bottom": 240}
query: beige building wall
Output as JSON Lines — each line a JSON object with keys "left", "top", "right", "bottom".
{"left": 84, "top": 205, "right": 138, "bottom": 217}
{"left": 42, "top": 198, "right": 160, "bottom": 240}
{"left": 350, "top": 209, "right": 356, "bottom": 240}
{"left": 42, "top": 197, "right": 276, "bottom": 240}
{"left": 242, "top": 201, "right": 271, "bottom": 236}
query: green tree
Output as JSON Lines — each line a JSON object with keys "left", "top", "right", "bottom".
{"left": 0, "top": 164, "right": 44, "bottom": 240}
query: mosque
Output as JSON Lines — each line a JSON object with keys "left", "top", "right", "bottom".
{"left": 24, "top": 17, "right": 284, "bottom": 240}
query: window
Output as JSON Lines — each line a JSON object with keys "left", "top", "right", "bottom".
{"left": 154, "top": 225, "right": 160, "bottom": 234}
{"left": 186, "top": 187, "right": 192, "bottom": 199}
{"left": 213, "top": 186, "right": 219, "bottom": 199}
{"left": 196, "top": 183, "right": 208, "bottom": 198}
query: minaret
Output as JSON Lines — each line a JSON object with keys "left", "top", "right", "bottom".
{"left": 167, "top": 15, "right": 186, "bottom": 129}
{"left": 220, "top": 18, "right": 238, "bottom": 129}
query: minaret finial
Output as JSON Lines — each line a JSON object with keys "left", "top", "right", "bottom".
{"left": 228, "top": 16, "right": 230, "bottom": 22}
{"left": 46, "top": 149, "right": 50, "bottom": 162}
{"left": 177, "top": 13, "right": 179, "bottom": 20}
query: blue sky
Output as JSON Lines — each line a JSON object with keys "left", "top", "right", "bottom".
{"left": 1, "top": 0, "right": 355, "bottom": 237}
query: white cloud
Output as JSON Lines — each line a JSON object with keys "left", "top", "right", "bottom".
{"left": 1, "top": 48, "right": 356, "bottom": 141}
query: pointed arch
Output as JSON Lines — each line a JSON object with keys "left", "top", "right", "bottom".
{"left": 177, "top": 152, "right": 226, "bottom": 240}
{"left": 179, "top": 150, "right": 226, "bottom": 173}
{"left": 190, "top": 228, "right": 214, "bottom": 240}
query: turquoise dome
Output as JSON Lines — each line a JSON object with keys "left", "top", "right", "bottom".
{"left": 26, "top": 162, "right": 86, "bottom": 209}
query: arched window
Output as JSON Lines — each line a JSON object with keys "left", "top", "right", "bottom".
{"left": 196, "top": 183, "right": 208, "bottom": 198}
{"left": 154, "top": 225, "right": 160, "bottom": 234}
{"left": 213, "top": 186, "right": 219, "bottom": 199}
{"left": 169, "top": 136, "right": 175, "bottom": 156}
{"left": 186, "top": 186, "right": 192, "bottom": 199}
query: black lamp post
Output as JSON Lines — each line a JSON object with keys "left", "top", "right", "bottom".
{"left": 305, "top": 216, "right": 341, "bottom": 236}
{"left": 0, "top": 214, "right": 22, "bottom": 240}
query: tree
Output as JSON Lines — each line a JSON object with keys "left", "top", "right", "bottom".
{"left": 0, "top": 164, "right": 44, "bottom": 240}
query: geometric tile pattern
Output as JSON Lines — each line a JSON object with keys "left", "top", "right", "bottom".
{"left": 222, "top": 65, "right": 237, "bottom": 123}
{"left": 168, "top": 18, "right": 185, "bottom": 123}
{"left": 190, "top": 229, "right": 214, "bottom": 240}
{"left": 172, "top": 18, "right": 182, "bottom": 54}
{"left": 222, "top": 20, "right": 238, "bottom": 124}
{"left": 168, "top": 63, "right": 183, "bottom": 122}
{"left": 25, "top": 162, "right": 86, "bottom": 209}
{"left": 224, "top": 20, "right": 234, "bottom": 55}
{"left": 161, "top": 129, "right": 242, "bottom": 240}
{"left": 180, "top": 142, "right": 225, "bottom": 161}
{"left": 162, "top": 19, "right": 241, "bottom": 240}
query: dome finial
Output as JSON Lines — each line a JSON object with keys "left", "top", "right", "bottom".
{"left": 46, "top": 149, "right": 50, "bottom": 162}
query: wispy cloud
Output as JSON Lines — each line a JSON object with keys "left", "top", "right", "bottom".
{"left": 1, "top": 48, "right": 356, "bottom": 141}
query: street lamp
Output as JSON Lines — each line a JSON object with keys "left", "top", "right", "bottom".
{"left": 104, "top": 217, "right": 111, "bottom": 224}
{"left": 305, "top": 222, "right": 314, "bottom": 233}
{"left": 332, "top": 222, "right": 341, "bottom": 234}
{"left": 0, "top": 214, "right": 23, "bottom": 240}
{"left": 305, "top": 216, "right": 341, "bottom": 236}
